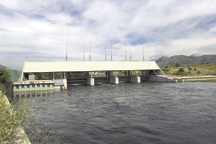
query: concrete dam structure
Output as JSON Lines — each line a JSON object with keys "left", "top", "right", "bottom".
{"left": 13, "top": 61, "right": 183, "bottom": 92}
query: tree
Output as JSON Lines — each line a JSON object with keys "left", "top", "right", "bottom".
{"left": 0, "top": 68, "right": 13, "bottom": 96}
{"left": 165, "top": 65, "right": 169, "bottom": 68}
{"left": 194, "top": 68, "right": 197, "bottom": 71}
{"left": 178, "top": 68, "right": 185, "bottom": 72}
{"left": 175, "top": 63, "right": 180, "bottom": 67}
{"left": 197, "top": 70, "right": 201, "bottom": 74}
{"left": 188, "top": 67, "right": 192, "bottom": 70}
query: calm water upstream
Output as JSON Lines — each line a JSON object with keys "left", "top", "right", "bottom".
{"left": 13, "top": 82, "right": 216, "bottom": 144}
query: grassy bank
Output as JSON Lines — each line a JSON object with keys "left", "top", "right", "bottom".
{"left": 161, "top": 63, "right": 216, "bottom": 76}
{"left": 0, "top": 91, "right": 32, "bottom": 143}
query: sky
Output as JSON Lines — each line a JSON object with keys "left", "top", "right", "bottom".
{"left": 1, "top": 0, "right": 216, "bottom": 69}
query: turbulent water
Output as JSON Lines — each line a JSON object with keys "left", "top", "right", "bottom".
{"left": 13, "top": 82, "right": 216, "bottom": 144}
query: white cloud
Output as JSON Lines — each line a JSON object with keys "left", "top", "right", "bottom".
{"left": 0, "top": 0, "right": 216, "bottom": 68}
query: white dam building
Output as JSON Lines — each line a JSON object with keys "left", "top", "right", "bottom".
{"left": 13, "top": 61, "right": 183, "bottom": 92}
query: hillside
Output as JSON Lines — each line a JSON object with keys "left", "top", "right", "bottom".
{"left": 0, "top": 64, "right": 6, "bottom": 69}
{"left": 0, "top": 65, "right": 22, "bottom": 82}
{"left": 156, "top": 55, "right": 216, "bottom": 67}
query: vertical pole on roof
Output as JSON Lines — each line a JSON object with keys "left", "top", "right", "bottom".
{"left": 83, "top": 40, "right": 85, "bottom": 61}
{"left": 105, "top": 41, "right": 107, "bottom": 61}
{"left": 66, "top": 40, "right": 67, "bottom": 61}
{"left": 130, "top": 44, "right": 132, "bottom": 61}
{"left": 111, "top": 42, "right": 112, "bottom": 61}
{"left": 125, "top": 42, "right": 126, "bottom": 61}
{"left": 89, "top": 42, "right": 91, "bottom": 61}
{"left": 142, "top": 44, "right": 144, "bottom": 61}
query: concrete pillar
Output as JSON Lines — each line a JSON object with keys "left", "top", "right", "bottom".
{"left": 125, "top": 71, "right": 127, "bottom": 76}
{"left": 130, "top": 76, "right": 141, "bottom": 83}
{"left": 87, "top": 78, "right": 94, "bottom": 86}
{"left": 63, "top": 79, "right": 67, "bottom": 89}
{"left": 110, "top": 77, "right": 119, "bottom": 84}
{"left": 108, "top": 71, "right": 111, "bottom": 77}
{"left": 64, "top": 72, "right": 66, "bottom": 79}
{"left": 53, "top": 73, "right": 55, "bottom": 81}
{"left": 128, "top": 71, "right": 131, "bottom": 77}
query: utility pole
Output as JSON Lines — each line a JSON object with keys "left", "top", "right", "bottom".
{"left": 111, "top": 42, "right": 112, "bottom": 61}
{"left": 83, "top": 40, "right": 85, "bottom": 61}
{"left": 142, "top": 44, "right": 144, "bottom": 61}
{"left": 66, "top": 40, "right": 67, "bottom": 61}
{"left": 125, "top": 42, "right": 126, "bottom": 61}
{"left": 130, "top": 44, "right": 132, "bottom": 61}
{"left": 105, "top": 41, "right": 107, "bottom": 61}
{"left": 89, "top": 42, "right": 91, "bottom": 61}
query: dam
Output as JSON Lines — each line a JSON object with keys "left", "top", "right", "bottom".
{"left": 13, "top": 61, "right": 183, "bottom": 92}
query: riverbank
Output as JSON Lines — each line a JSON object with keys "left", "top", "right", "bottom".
{"left": 0, "top": 91, "right": 31, "bottom": 144}
{"left": 171, "top": 75, "right": 216, "bottom": 82}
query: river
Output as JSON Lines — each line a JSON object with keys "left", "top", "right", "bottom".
{"left": 12, "top": 82, "right": 216, "bottom": 144}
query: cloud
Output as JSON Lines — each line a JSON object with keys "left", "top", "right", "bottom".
{"left": 0, "top": 0, "right": 216, "bottom": 69}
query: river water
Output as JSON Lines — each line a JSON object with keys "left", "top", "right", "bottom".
{"left": 13, "top": 82, "right": 216, "bottom": 144}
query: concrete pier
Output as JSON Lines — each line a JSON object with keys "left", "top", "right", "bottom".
{"left": 130, "top": 76, "right": 141, "bottom": 83}
{"left": 87, "top": 78, "right": 94, "bottom": 86}
{"left": 110, "top": 77, "right": 119, "bottom": 84}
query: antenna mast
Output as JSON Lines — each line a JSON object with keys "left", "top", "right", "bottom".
{"left": 89, "top": 42, "right": 91, "bottom": 61}
{"left": 125, "top": 42, "right": 126, "bottom": 61}
{"left": 105, "top": 41, "right": 107, "bottom": 61}
{"left": 111, "top": 42, "right": 112, "bottom": 61}
{"left": 142, "top": 44, "right": 144, "bottom": 61}
{"left": 83, "top": 40, "right": 85, "bottom": 61}
{"left": 66, "top": 40, "right": 67, "bottom": 61}
{"left": 130, "top": 44, "right": 132, "bottom": 61}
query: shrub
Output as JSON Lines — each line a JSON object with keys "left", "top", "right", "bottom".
{"left": 194, "top": 68, "right": 197, "bottom": 71}
{"left": 178, "top": 68, "right": 185, "bottom": 73}
{"left": 0, "top": 68, "right": 13, "bottom": 96}
{"left": 197, "top": 70, "right": 201, "bottom": 74}
{"left": 175, "top": 63, "right": 180, "bottom": 67}
{"left": 0, "top": 92, "right": 32, "bottom": 143}
{"left": 188, "top": 67, "right": 192, "bottom": 70}
{"left": 165, "top": 65, "right": 169, "bottom": 68}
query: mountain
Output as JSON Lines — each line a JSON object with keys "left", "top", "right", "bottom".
{"left": 156, "top": 54, "right": 216, "bottom": 67}
{"left": 0, "top": 65, "right": 22, "bottom": 82}
{"left": 0, "top": 64, "right": 6, "bottom": 69}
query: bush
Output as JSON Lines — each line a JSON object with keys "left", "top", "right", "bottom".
{"left": 178, "top": 68, "right": 185, "bottom": 73}
{"left": 0, "top": 68, "right": 13, "bottom": 96}
{"left": 188, "top": 67, "right": 192, "bottom": 70}
{"left": 0, "top": 68, "right": 62, "bottom": 143}
{"left": 175, "top": 63, "right": 180, "bottom": 67}
{"left": 194, "top": 68, "right": 197, "bottom": 71}
{"left": 197, "top": 70, "right": 201, "bottom": 74}
{"left": 165, "top": 65, "right": 169, "bottom": 68}
{"left": 0, "top": 93, "right": 32, "bottom": 143}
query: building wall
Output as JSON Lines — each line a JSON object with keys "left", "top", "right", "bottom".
{"left": 13, "top": 83, "right": 54, "bottom": 92}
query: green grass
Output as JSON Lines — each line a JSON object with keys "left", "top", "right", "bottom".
{"left": 161, "top": 63, "right": 216, "bottom": 76}
{"left": 0, "top": 91, "right": 32, "bottom": 143}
